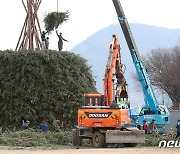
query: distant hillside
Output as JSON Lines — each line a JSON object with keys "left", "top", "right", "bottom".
{"left": 71, "top": 23, "right": 180, "bottom": 108}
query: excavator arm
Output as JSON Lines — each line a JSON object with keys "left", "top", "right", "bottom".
{"left": 104, "top": 35, "right": 128, "bottom": 106}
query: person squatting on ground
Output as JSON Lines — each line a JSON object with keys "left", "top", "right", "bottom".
{"left": 39, "top": 120, "right": 48, "bottom": 132}
{"left": 20, "top": 120, "right": 30, "bottom": 130}
{"left": 52, "top": 119, "right": 61, "bottom": 131}
{"left": 176, "top": 119, "right": 180, "bottom": 138}
{"left": 56, "top": 30, "right": 68, "bottom": 51}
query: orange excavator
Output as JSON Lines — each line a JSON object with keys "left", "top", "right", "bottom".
{"left": 72, "top": 35, "right": 145, "bottom": 148}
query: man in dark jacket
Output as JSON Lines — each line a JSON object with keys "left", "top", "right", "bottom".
{"left": 176, "top": 119, "right": 180, "bottom": 138}
{"left": 41, "top": 31, "right": 48, "bottom": 49}
{"left": 56, "top": 30, "right": 68, "bottom": 51}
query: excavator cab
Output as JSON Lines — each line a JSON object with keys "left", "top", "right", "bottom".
{"left": 83, "top": 93, "right": 130, "bottom": 109}
{"left": 84, "top": 94, "right": 104, "bottom": 106}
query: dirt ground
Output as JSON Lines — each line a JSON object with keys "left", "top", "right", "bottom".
{"left": 0, "top": 146, "right": 179, "bottom": 154}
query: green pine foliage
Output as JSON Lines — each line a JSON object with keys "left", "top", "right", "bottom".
{"left": 143, "top": 130, "right": 180, "bottom": 147}
{"left": 43, "top": 11, "right": 70, "bottom": 33}
{"left": 0, "top": 129, "right": 70, "bottom": 147}
{"left": 0, "top": 50, "right": 97, "bottom": 130}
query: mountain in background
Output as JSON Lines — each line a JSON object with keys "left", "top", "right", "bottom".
{"left": 70, "top": 23, "right": 180, "bottom": 108}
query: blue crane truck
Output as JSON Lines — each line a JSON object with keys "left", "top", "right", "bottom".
{"left": 112, "top": 0, "right": 170, "bottom": 133}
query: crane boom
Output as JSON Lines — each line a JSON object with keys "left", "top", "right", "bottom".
{"left": 112, "top": 0, "right": 158, "bottom": 113}
{"left": 112, "top": 0, "right": 170, "bottom": 133}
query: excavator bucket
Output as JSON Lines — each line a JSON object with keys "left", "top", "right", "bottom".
{"left": 106, "top": 129, "right": 145, "bottom": 143}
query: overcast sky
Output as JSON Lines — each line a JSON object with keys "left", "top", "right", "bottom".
{"left": 0, "top": 0, "right": 180, "bottom": 51}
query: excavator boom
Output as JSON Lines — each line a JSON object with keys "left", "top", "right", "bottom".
{"left": 104, "top": 35, "right": 128, "bottom": 106}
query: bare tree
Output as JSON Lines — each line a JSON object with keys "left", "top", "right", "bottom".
{"left": 141, "top": 46, "right": 180, "bottom": 109}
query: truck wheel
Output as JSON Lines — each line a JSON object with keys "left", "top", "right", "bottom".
{"left": 92, "top": 131, "right": 105, "bottom": 148}
{"left": 123, "top": 143, "right": 138, "bottom": 147}
{"left": 72, "top": 129, "right": 82, "bottom": 146}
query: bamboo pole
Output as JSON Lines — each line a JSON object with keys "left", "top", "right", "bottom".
{"left": 16, "top": 0, "right": 42, "bottom": 51}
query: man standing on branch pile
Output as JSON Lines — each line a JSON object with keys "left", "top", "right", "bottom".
{"left": 41, "top": 31, "right": 48, "bottom": 49}
{"left": 56, "top": 30, "right": 68, "bottom": 51}
{"left": 45, "top": 37, "right": 49, "bottom": 49}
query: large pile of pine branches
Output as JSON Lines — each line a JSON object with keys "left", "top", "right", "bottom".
{"left": 0, "top": 50, "right": 96, "bottom": 130}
